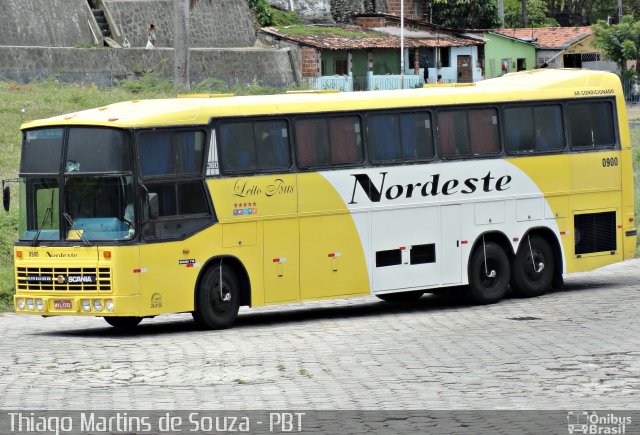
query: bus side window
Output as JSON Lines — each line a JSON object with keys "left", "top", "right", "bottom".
{"left": 504, "top": 107, "right": 533, "bottom": 153}
{"left": 368, "top": 114, "right": 401, "bottom": 162}
{"left": 295, "top": 118, "right": 330, "bottom": 167}
{"left": 469, "top": 109, "right": 500, "bottom": 155}
{"left": 328, "top": 116, "right": 363, "bottom": 164}
{"left": 533, "top": 105, "right": 564, "bottom": 152}
{"left": 219, "top": 122, "right": 257, "bottom": 173}
{"left": 255, "top": 120, "right": 291, "bottom": 170}
{"left": 403, "top": 112, "right": 434, "bottom": 160}
{"left": 438, "top": 110, "right": 470, "bottom": 158}
{"left": 568, "top": 101, "right": 615, "bottom": 149}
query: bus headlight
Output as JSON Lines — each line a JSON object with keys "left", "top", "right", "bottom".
{"left": 16, "top": 298, "right": 25, "bottom": 310}
{"left": 105, "top": 299, "right": 114, "bottom": 312}
{"left": 93, "top": 299, "right": 103, "bottom": 312}
{"left": 81, "top": 299, "right": 91, "bottom": 312}
{"left": 26, "top": 299, "right": 35, "bottom": 311}
{"left": 35, "top": 299, "right": 44, "bottom": 311}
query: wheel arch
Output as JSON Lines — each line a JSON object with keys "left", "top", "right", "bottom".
{"left": 519, "top": 226, "right": 564, "bottom": 289}
{"left": 469, "top": 231, "right": 514, "bottom": 260}
{"left": 195, "top": 255, "right": 252, "bottom": 309}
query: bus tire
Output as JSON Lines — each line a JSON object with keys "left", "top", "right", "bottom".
{"left": 510, "top": 235, "right": 554, "bottom": 297}
{"left": 467, "top": 242, "right": 510, "bottom": 304}
{"left": 376, "top": 290, "right": 424, "bottom": 303}
{"left": 104, "top": 316, "right": 142, "bottom": 328}
{"left": 193, "top": 263, "right": 240, "bottom": 330}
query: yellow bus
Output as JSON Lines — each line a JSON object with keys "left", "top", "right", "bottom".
{"left": 4, "top": 69, "right": 635, "bottom": 329}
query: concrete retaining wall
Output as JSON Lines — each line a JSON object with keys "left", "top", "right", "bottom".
{"left": 104, "top": 0, "right": 257, "bottom": 48}
{"left": 0, "top": 47, "right": 295, "bottom": 87}
{"left": 0, "top": 0, "right": 95, "bottom": 46}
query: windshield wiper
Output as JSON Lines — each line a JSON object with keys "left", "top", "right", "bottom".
{"left": 31, "top": 206, "right": 52, "bottom": 247}
{"left": 63, "top": 212, "right": 90, "bottom": 246}
{"left": 31, "top": 191, "right": 55, "bottom": 247}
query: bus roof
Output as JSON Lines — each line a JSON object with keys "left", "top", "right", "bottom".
{"left": 22, "top": 69, "right": 622, "bottom": 130}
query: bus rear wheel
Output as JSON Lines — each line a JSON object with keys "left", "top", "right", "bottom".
{"left": 104, "top": 316, "right": 142, "bottom": 328}
{"left": 510, "top": 235, "right": 554, "bottom": 297}
{"left": 467, "top": 241, "right": 510, "bottom": 304}
{"left": 193, "top": 263, "right": 240, "bottom": 330}
{"left": 376, "top": 290, "right": 424, "bottom": 303}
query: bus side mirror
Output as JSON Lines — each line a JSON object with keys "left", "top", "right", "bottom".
{"left": 2, "top": 183, "right": 9, "bottom": 212}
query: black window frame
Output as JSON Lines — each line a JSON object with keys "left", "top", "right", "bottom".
{"left": 436, "top": 105, "right": 502, "bottom": 160}
{"left": 365, "top": 110, "right": 436, "bottom": 165}
{"left": 292, "top": 113, "right": 365, "bottom": 170}
{"left": 135, "top": 126, "right": 214, "bottom": 242}
{"left": 502, "top": 103, "right": 566, "bottom": 156}
{"left": 217, "top": 118, "right": 293, "bottom": 175}
{"left": 566, "top": 99, "right": 618, "bottom": 152}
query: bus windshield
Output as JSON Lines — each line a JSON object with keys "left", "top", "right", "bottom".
{"left": 18, "top": 127, "right": 135, "bottom": 243}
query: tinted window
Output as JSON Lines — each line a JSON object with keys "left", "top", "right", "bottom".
{"left": 21, "top": 129, "right": 64, "bottom": 174}
{"left": 138, "top": 130, "right": 205, "bottom": 177}
{"left": 568, "top": 101, "right": 616, "bottom": 149}
{"left": 368, "top": 112, "right": 434, "bottom": 162}
{"left": 67, "top": 128, "right": 131, "bottom": 173}
{"left": 146, "top": 181, "right": 209, "bottom": 217}
{"left": 438, "top": 108, "right": 499, "bottom": 158}
{"left": 295, "top": 116, "right": 363, "bottom": 167}
{"left": 504, "top": 105, "right": 564, "bottom": 153}
{"left": 219, "top": 120, "right": 290, "bottom": 173}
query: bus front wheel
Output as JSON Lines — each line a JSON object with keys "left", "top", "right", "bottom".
{"left": 510, "top": 235, "right": 554, "bottom": 297}
{"left": 104, "top": 316, "right": 142, "bottom": 328}
{"left": 193, "top": 263, "right": 240, "bottom": 330}
{"left": 467, "top": 241, "right": 510, "bottom": 304}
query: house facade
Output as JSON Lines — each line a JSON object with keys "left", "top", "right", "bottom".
{"left": 260, "top": 15, "right": 484, "bottom": 91}
{"left": 493, "top": 27, "right": 616, "bottom": 73}
{"left": 480, "top": 32, "right": 536, "bottom": 78}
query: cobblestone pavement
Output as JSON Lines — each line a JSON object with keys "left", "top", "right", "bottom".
{"left": 0, "top": 259, "right": 639, "bottom": 411}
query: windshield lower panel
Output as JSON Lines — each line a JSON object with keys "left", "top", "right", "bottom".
{"left": 18, "top": 175, "right": 136, "bottom": 242}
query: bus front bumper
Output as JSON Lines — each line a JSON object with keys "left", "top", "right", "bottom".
{"left": 13, "top": 294, "right": 140, "bottom": 317}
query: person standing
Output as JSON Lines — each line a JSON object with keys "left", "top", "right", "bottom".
{"left": 146, "top": 24, "right": 156, "bottom": 49}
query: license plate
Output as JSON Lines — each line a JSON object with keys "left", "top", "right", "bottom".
{"left": 53, "top": 300, "right": 72, "bottom": 310}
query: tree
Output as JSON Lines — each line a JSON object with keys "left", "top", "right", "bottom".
{"left": 431, "top": 0, "right": 502, "bottom": 29}
{"left": 504, "top": 0, "right": 558, "bottom": 27}
{"left": 592, "top": 16, "right": 640, "bottom": 74}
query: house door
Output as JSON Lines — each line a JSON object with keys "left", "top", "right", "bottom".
{"left": 457, "top": 55, "right": 472, "bottom": 83}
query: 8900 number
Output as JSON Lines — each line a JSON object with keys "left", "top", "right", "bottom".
{"left": 602, "top": 157, "right": 618, "bottom": 167}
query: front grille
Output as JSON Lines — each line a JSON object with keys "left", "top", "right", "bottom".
{"left": 16, "top": 267, "right": 112, "bottom": 292}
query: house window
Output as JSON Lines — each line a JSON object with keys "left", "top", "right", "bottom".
{"left": 335, "top": 59, "right": 349, "bottom": 75}
{"left": 439, "top": 48, "right": 450, "bottom": 67}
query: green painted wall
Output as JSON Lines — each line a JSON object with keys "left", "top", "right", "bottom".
{"left": 483, "top": 33, "right": 536, "bottom": 79}
{"left": 320, "top": 49, "right": 400, "bottom": 76}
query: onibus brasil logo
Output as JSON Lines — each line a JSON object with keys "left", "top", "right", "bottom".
{"left": 567, "top": 411, "right": 632, "bottom": 434}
